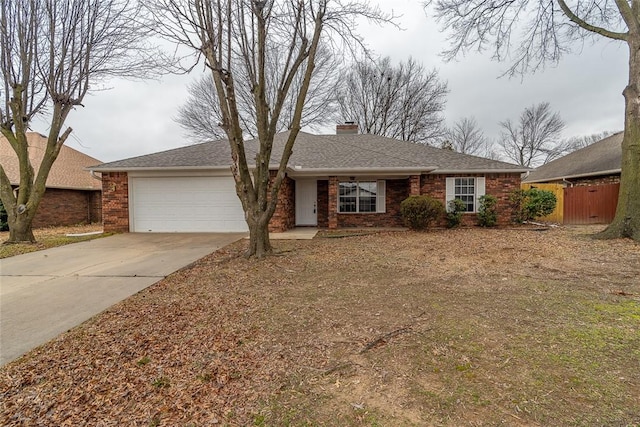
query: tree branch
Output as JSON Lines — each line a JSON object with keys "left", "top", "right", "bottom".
{"left": 556, "top": 0, "right": 628, "bottom": 40}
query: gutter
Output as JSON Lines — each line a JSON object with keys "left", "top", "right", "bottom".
{"left": 86, "top": 165, "right": 233, "bottom": 173}
{"left": 286, "top": 166, "right": 438, "bottom": 176}
{"left": 524, "top": 168, "right": 621, "bottom": 184}
{"left": 87, "top": 164, "right": 529, "bottom": 176}
{"left": 431, "top": 168, "right": 530, "bottom": 174}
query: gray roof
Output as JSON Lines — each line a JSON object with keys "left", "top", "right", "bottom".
{"left": 523, "top": 132, "right": 622, "bottom": 183}
{"left": 91, "top": 131, "right": 527, "bottom": 174}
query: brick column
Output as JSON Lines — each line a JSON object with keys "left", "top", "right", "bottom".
{"left": 328, "top": 176, "right": 338, "bottom": 229}
{"left": 409, "top": 175, "right": 421, "bottom": 196}
{"left": 102, "top": 172, "right": 129, "bottom": 233}
{"left": 268, "top": 173, "right": 295, "bottom": 232}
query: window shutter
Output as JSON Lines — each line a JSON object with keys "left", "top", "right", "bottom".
{"left": 377, "top": 180, "right": 386, "bottom": 213}
{"left": 475, "top": 177, "right": 486, "bottom": 213}
{"left": 445, "top": 177, "right": 455, "bottom": 212}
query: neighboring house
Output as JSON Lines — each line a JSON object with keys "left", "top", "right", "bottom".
{"left": 523, "top": 132, "right": 622, "bottom": 224}
{"left": 90, "top": 124, "right": 528, "bottom": 233}
{"left": 0, "top": 132, "right": 102, "bottom": 228}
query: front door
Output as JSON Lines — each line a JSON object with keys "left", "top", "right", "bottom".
{"left": 295, "top": 179, "right": 317, "bottom": 226}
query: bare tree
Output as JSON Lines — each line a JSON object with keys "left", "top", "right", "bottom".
{"left": 0, "top": 0, "right": 159, "bottom": 243}
{"left": 564, "top": 130, "right": 616, "bottom": 153}
{"left": 176, "top": 74, "right": 227, "bottom": 141}
{"left": 176, "top": 46, "right": 339, "bottom": 142}
{"left": 444, "top": 116, "right": 487, "bottom": 155}
{"left": 337, "top": 56, "right": 448, "bottom": 144}
{"left": 428, "top": 0, "right": 640, "bottom": 240}
{"left": 499, "top": 103, "right": 566, "bottom": 167}
{"left": 146, "top": 0, "right": 392, "bottom": 257}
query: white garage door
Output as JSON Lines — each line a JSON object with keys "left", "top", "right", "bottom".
{"left": 130, "top": 176, "right": 248, "bottom": 232}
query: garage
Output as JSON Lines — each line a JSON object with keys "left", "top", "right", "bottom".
{"left": 129, "top": 175, "right": 248, "bottom": 232}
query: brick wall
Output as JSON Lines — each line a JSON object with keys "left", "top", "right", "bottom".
{"left": 409, "top": 175, "right": 421, "bottom": 196}
{"left": 318, "top": 178, "right": 409, "bottom": 229}
{"left": 337, "top": 179, "right": 408, "bottom": 228}
{"left": 486, "top": 173, "right": 522, "bottom": 226}
{"left": 88, "top": 191, "right": 102, "bottom": 223}
{"left": 32, "top": 188, "right": 101, "bottom": 228}
{"left": 317, "top": 180, "right": 329, "bottom": 228}
{"left": 102, "top": 172, "right": 129, "bottom": 233}
{"left": 545, "top": 174, "right": 621, "bottom": 187}
{"left": 421, "top": 173, "right": 522, "bottom": 226}
{"left": 328, "top": 177, "right": 338, "bottom": 229}
{"left": 268, "top": 173, "right": 295, "bottom": 232}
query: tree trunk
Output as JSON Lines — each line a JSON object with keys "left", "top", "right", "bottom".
{"left": 246, "top": 215, "right": 272, "bottom": 258}
{"left": 5, "top": 208, "right": 36, "bottom": 243}
{"left": 598, "top": 39, "right": 640, "bottom": 241}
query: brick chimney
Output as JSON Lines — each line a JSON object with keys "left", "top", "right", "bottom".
{"left": 336, "top": 121, "right": 358, "bottom": 135}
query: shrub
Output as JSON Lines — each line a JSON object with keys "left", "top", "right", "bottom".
{"left": 446, "top": 198, "right": 466, "bottom": 228}
{"left": 510, "top": 188, "right": 557, "bottom": 223}
{"left": 400, "top": 195, "right": 445, "bottom": 230}
{"left": 477, "top": 195, "right": 498, "bottom": 227}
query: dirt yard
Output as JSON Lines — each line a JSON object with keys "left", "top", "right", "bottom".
{"left": 1, "top": 226, "right": 639, "bottom": 426}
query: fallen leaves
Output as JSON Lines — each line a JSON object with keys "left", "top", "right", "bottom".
{"left": 1, "top": 225, "right": 639, "bottom": 425}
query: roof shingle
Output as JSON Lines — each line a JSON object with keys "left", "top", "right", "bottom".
{"left": 92, "top": 131, "right": 527, "bottom": 173}
{"left": 1, "top": 132, "right": 102, "bottom": 190}
{"left": 523, "top": 132, "right": 622, "bottom": 183}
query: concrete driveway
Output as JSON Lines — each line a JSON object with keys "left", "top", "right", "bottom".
{"left": 0, "top": 232, "right": 245, "bottom": 366}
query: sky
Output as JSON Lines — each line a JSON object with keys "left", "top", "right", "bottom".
{"left": 33, "top": 0, "right": 628, "bottom": 163}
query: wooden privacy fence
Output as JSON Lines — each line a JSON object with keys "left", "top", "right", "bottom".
{"left": 521, "top": 183, "right": 564, "bottom": 223}
{"left": 563, "top": 183, "right": 620, "bottom": 225}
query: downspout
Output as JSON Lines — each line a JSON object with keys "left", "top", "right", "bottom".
{"left": 562, "top": 178, "right": 573, "bottom": 187}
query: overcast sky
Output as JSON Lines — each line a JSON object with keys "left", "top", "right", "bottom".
{"left": 35, "top": 0, "right": 628, "bottom": 163}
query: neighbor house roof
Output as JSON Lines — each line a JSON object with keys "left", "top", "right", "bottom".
{"left": 523, "top": 132, "right": 623, "bottom": 183}
{"left": 1, "top": 132, "right": 102, "bottom": 190}
{"left": 91, "top": 131, "right": 528, "bottom": 174}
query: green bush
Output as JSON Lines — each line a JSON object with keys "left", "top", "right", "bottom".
{"left": 400, "top": 195, "right": 445, "bottom": 230}
{"left": 510, "top": 188, "right": 557, "bottom": 223}
{"left": 446, "top": 198, "right": 466, "bottom": 228}
{"left": 0, "top": 200, "right": 8, "bottom": 232}
{"left": 477, "top": 194, "right": 498, "bottom": 227}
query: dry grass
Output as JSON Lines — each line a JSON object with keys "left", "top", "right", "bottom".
{"left": 0, "top": 224, "right": 107, "bottom": 258}
{"left": 1, "top": 225, "right": 639, "bottom": 426}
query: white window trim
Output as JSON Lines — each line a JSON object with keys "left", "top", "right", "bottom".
{"left": 445, "top": 177, "right": 486, "bottom": 213}
{"left": 337, "top": 180, "right": 386, "bottom": 214}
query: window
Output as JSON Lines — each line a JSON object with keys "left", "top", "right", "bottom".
{"left": 446, "top": 177, "right": 485, "bottom": 213}
{"left": 338, "top": 181, "right": 385, "bottom": 213}
{"left": 455, "top": 178, "right": 476, "bottom": 212}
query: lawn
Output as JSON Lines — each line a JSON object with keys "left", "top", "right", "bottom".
{"left": 0, "top": 224, "right": 106, "bottom": 259}
{"left": 1, "top": 226, "right": 639, "bottom": 426}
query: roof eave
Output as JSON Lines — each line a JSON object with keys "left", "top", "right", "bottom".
{"left": 286, "top": 166, "right": 438, "bottom": 176}
{"left": 524, "top": 168, "right": 622, "bottom": 183}
{"left": 431, "top": 168, "right": 530, "bottom": 174}
{"left": 88, "top": 165, "right": 232, "bottom": 172}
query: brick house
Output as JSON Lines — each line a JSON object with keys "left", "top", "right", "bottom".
{"left": 0, "top": 132, "right": 102, "bottom": 228}
{"left": 91, "top": 125, "right": 527, "bottom": 233}
{"left": 523, "top": 132, "right": 622, "bottom": 224}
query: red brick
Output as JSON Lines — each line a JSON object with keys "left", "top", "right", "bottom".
{"left": 268, "top": 173, "right": 295, "bottom": 232}
{"left": 32, "top": 188, "right": 101, "bottom": 228}
{"left": 102, "top": 172, "right": 129, "bottom": 233}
